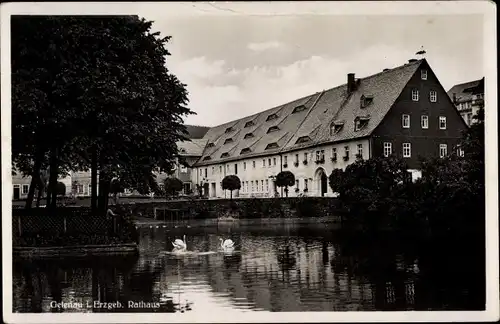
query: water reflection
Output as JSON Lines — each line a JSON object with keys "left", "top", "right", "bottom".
{"left": 13, "top": 223, "right": 484, "bottom": 313}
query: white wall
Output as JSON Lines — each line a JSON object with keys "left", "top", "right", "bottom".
{"left": 192, "top": 138, "right": 371, "bottom": 198}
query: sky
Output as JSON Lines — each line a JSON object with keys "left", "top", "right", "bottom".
{"left": 138, "top": 7, "right": 484, "bottom": 127}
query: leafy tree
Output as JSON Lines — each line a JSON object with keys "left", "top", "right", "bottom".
{"left": 222, "top": 175, "right": 241, "bottom": 199}
{"left": 11, "top": 16, "right": 193, "bottom": 214}
{"left": 328, "top": 168, "right": 345, "bottom": 195}
{"left": 328, "top": 156, "right": 410, "bottom": 228}
{"left": 164, "top": 177, "right": 183, "bottom": 198}
{"left": 109, "top": 178, "right": 126, "bottom": 204}
{"left": 275, "top": 171, "right": 295, "bottom": 197}
{"left": 56, "top": 181, "right": 66, "bottom": 196}
{"left": 415, "top": 104, "right": 485, "bottom": 235}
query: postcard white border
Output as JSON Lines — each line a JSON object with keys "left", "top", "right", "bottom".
{"left": 2, "top": 1, "right": 498, "bottom": 323}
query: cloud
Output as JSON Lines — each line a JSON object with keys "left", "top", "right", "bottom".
{"left": 172, "top": 44, "right": 460, "bottom": 127}
{"left": 247, "top": 41, "right": 284, "bottom": 52}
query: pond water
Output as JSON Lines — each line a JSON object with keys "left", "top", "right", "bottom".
{"left": 12, "top": 222, "right": 485, "bottom": 313}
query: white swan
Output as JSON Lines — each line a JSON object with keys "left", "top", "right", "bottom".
{"left": 219, "top": 238, "right": 235, "bottom": 249}
{"left": 172, "top": 235, "right": 187, "bottom": 250}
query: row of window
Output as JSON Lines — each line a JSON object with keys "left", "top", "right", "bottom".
{"left": 240, "top": 179, "right": 271, "bottom": 193}
{"left": 15, "top": 183, "right": 97, "bottom": 195}
{"left": 457, "top": 101, "right": 472, "bottom": 111}
{"left": 199, "top": 144, "right": 367, "bottom": 177}
{"left": 383, "top": 142, "right": 464, "bottom": 158}
{"left": 411, "top": 89, "right": 437, "bottom": 102}
{"left": 238, "top": 178, "right": 310, "bottom": 194}
{"left": 402, "top": 114, "right": 447, "bottom": 130}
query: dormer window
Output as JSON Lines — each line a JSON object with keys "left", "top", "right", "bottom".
{"left": 225, "top": 127, "right": 233, "bottom": 133}
{"left": 292, "top": 105, "right": 307, "bottom": 114}
{"left": 220, "top": 152, "right": 229, "bottom": 158}
{"left": 267, "top": 126, "right": 280, "bottom": 133}
{"left": 330, "top": 121, "right": 345, "bottom": 135}
{"left": 244, "top": 121, "right": 254, "bottom": 128}
{"left": 224, "top": 138, "right": 233, "bottom": 144}
{"left": 202, "top": 156, "right": 212, "bottom": 161}
{"left": 244, "top": 133, "right": 254, "bottom": 139}
{"left": 360, "top": 95, "right": 374, "bottom": 108}
{"left": 240, "top": 148, "right": 251, "bottom": 155}
{"left": 354, "top": 116, "right": 370, "bottom": 131}
{"left": 295, "top": 136, "right": 311, "bottom": 144}
{"left": 266, "top": 113, "right": 278, "bottom": 122}
{"left": 207, "top": 143, "right": 215, "bottom": 148}
{"left": 265, "top": 142, "right": 279, "bottom": 150}
{"left": 179, "top": 148, "right": 186, "bottom": 153}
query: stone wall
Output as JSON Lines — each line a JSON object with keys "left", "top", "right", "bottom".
{"left": 119, "top": 197, "right": 346, "bottom": 220}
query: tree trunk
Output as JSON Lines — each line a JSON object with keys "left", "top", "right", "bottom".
{"left": 47, "top": 147, "right": 58, "bottom": 211}
{"left": 97, "top": 171, "right": 111, "bottom": 215}
{"left": 25, "top": 155, "right": 43, "bottom": 209}
{"left": 36, "top": 187, "right": 43, "bottom": 207}
{"left": 25, "top": 176, "right": 38, "bottom": 209}
{"left": 91, "top": 145, "right": 98, "bottom": 214}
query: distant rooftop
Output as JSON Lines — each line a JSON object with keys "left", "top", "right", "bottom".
{"left": 184, "top": 125, "right": 210, "bottom": 139}
{"left": 447, "top": 77, "right": 484, "bottom": 103}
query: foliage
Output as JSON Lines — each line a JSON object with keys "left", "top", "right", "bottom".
{"left": 276, "top": 171, "right": 295, "bottom": 197}
{"left": 164, "top": 177, "right": 183, "bottom": 198}
{"left": 56, "top": 182, "right": 66, "bottom": 196}
{"left": 222, "top": 175, "right": 241, "bottom": 199}
{"left": 109, "top": 179, "right": 125, "bottom": 195}
{"left": 328, "top": 156, "right": 410, "bottom": 227}
{"left": 328, "top": 105, "right": 485, "bottom": 236}
{"left": 11, "top": 16, "right": 193, "bottom": 213}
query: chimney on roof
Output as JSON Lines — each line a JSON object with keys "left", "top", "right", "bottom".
{"left": 408, "top": 59, "right": 417, "bottom": 63}
{"left": 347, "top": 73, "right": 356, "bottom": 94}
{"left": 452, "top": 93, "right": 457, "bottom": 103}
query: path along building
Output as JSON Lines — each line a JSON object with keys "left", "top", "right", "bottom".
{"left": 190, "top": 58, "right": 469, "bottom": 198}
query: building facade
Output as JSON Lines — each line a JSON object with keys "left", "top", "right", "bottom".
{"left": 11, "top": 172, "right": 72, "bottom": 200}
{"left": 157, "top": 138, "right": 208, "bottom": 195}
{"left": 191, "top": 58, "right": 468, "bottom": 198}
{"left": 447, "top": 77, "right": 485, "bottom": 126}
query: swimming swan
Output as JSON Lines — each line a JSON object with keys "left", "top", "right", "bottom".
{"left": 219, "top": 238, "right": 235, "bottom": 249}
{"left": 172, "top": 235, "right": 187, "bottom": 250}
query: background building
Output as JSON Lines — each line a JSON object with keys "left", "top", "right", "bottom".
{"left": 158, "top": 125, "right": 209, "bottom": 196}
{"left": 447, "top": 77, "right": 485, "bottom": 126}
{"left": 11, "top": 125, "right": 209, "bottom": 200}
{"left": 191, "top": 58, "right": 468, "bottom": 198}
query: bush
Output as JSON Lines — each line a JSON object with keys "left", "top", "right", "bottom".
{"left": 56, "top": 181, "right": 66, "bottom": 196}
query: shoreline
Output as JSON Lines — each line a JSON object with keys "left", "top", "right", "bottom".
{"left": 13, "top": 243, "right": 139, "bottom": 260}
{"left": 133, "top": 215, "right": 342, "bottom": 227}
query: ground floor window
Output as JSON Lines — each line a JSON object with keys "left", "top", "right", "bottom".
{"left": 22, "top": 184, "right": 29, "bottom": 194}
{"left": 439, "top": 144, "right": 448, "bottom": 158}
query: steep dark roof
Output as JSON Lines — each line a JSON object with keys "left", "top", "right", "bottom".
{"left": 195, "top": 59, "right": 425, "bottom": 166}
{"left": 184, "top": 125, "right": 210, "bottom": 139}
{"left": 447, "top": 78, "right": 485, "bottom": 103}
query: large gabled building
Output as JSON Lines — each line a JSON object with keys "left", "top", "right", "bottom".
{"left": 447, "top": 77, "right": 485, "bottom": 126}
{"left": 191, "top": 58, "right": 468, "bottom": 198}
